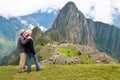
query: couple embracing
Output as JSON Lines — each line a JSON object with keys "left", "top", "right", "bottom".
{"left": 16, "top": 29, "right": 41, "bottom": 73}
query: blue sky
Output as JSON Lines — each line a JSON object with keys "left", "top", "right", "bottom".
{"left": 0, "top": 0, "right": 120, "bottom": 27}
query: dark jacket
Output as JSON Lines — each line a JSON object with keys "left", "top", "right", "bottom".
{"left": 16, "top": 36, "right": 28, "bottom": 53}
{"left": 24, "top": 38, "right": 36, "bottom": 55}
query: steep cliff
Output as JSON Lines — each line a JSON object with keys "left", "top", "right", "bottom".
{"left": 46, "top": 2, "right": 94, "bottom": 47}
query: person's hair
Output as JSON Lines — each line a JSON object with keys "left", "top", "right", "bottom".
{"left": 26, "top": 34, "right": 29, "bottom": 37}
{"left": 20, "top": 33, "right": 22, "bottom": 36}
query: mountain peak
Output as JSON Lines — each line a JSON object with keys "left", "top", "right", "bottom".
{"left": 65, "top": 2, "right": 76, "bottom": 8}
{"left": 62, "top": 1, "right": 78, "bottom": 12}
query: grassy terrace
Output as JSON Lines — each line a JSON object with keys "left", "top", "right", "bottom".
{"left": 57, "top": 45, "right": 93, "bottom": 63}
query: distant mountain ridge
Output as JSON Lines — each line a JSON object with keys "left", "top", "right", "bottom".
{"left": 46, "top": 2, "right": 120, "bottom": 61}
{"left": 0, "top": 11, "right": 58, "bottom": 40}
{"left": 0, "top": 11, "right": 57, "bottom": 61}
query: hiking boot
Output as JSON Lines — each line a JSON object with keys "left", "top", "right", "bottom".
{"left": 23, "top": 66, "right": 26, "bottom": 70}
{"left": 27, "top": 70, "right": 32, "bottom": 73}
{"left": 18, "top": 70, "right": 24, "bottom": 73}
{"left": 36, "top": 68, "right": 43, "bottom": 72}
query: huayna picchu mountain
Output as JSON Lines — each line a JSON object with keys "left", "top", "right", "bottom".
{"left": 46, "top": 2, "right": 94, "bottom": 47}
{"left": 46, "top": 2, "right": 120, "bottom": 61}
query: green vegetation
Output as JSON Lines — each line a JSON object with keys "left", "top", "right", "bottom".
{"left": 35, "top": 45, "right": 53, "bottom": 61}
{"left": 32, "top": 27, "right": 51, "bottom": 46}
{"left": 57, "top": 45, "right": 93, "bottom": 63}
{"left": 79, "top": 53, "right": 93, "bottom": 64}
{"left": 36, "top": 36, "right": 51, "bottom": 46}
{"left": 0, "top": 64, "right": 120, "bottom": 80}
{"left": 32, "top": 27, "right": 43, "bottom": 45}
{"left": 57, "top": 46, "right": 79, "bottom": 57}
{"left": 0, "top": 37, "right": 15, "bottom": 59}
{"left": 46, "top": 30, "right": 64, "bottom": 42}
{"left": 32, "top": 27, "right": 53, "bottom": 61}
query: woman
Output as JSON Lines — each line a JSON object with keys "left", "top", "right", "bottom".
{"left": 24, "top": 30, "right": 41, "bottom": 72}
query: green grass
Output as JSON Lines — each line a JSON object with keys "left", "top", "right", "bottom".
{"left": 57, "top": 46, "right": 79, "bottom": 57}
{"left": 79, "top": 53, "right": 94, "bottom": 64}
{"left": 57, "top": 46, "right": 93, "bottom": 63}
{"left": 0, "top": 64, "right": 120, "bottom": 80}
{"left": 35, "top": 45, "right": 53, "bottom": 61}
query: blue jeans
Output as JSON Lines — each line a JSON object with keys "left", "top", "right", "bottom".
{"left": 27, "top": 53, "right": 40, "bottom": 72}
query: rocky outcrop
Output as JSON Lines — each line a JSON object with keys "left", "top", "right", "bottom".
{"left": 69, "top": 44, "right": 117, "bottom": 64}
{"left": 90, "top": 52, "right": 117, "bottom": 63}
{"left": 41, "top": 52, "right": 84, "bottom": 65}
{"left": 41, "top": 44, "right": 117, "bottom": 65}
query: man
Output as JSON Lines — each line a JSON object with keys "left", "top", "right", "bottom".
{"left": 16, "top": 29, "right": 28, "bottom": 73}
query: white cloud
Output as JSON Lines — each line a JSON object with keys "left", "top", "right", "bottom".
{"left": 39, "top": 26, "right": 47, "bottom": 32}
{"left": 17, "top": 17, "right": 48, "bottom": 31}
{"left": 86, "top": 0, "right": 113, "bottom": 23}
{"left": 28, "top": 24, "right": 47, "bottom": 32}
{"left": 71, "top": 0, "right": 120, "bottom": 24}
{"left": 0, "top": 0, "right": 120, "bottom": 25}
{"left": 21, "top": 20, "right": 27, "bottom": 25}
{"left": 29, "top": 24, "right": 34, "bottom": 30}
